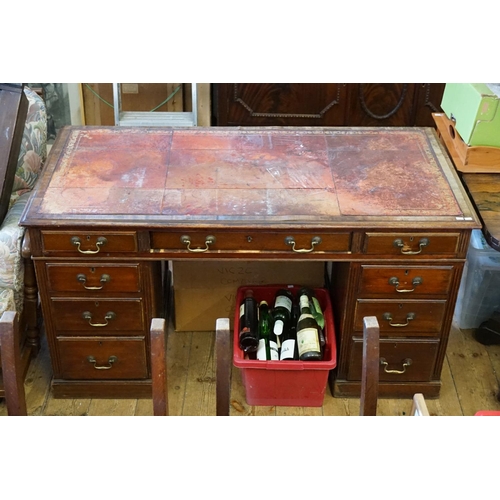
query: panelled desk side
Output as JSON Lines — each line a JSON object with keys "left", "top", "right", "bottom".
{"left": 20, "top": 126, "right": 481, "bottom": 399}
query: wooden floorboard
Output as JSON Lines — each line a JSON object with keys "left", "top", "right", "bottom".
{"left": 2, "top": 323, "right": 500, "bottom": 417}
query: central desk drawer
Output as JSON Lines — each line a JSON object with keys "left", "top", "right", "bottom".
{"left": 41, "top": 231, "right": 138, "bottom": 255}
{"left": 50, "top": 298, "right": 144, "bottom": 332}
{"left": 56, "top": 336, "right": 148, "bottom": 380}
{"left": 46, "top": 263, "right": 141, "bottom": 293}
{"left": 151, "top": 230, "right": 352, "bottom": 254}
{"left": 354, "top": 299, "right": 447, "bottom": 335}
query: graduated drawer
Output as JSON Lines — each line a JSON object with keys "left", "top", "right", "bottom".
{"left": 56, "top": 336, "right": 148, "bottom": 380}
{"left": 347, "top": 338, "right": 439, "bottom": 382}
{"left": 354, "top": 299, "right": 446, "bottom": 335}
{"left": 41, "top": 230, "right": 138, "bottom": 255}
{"left": 362, "top": 232, "right": 460, "bottom": 257}
{"left": 50, "top": 298, "right": 144, "bottom": 332}
{"left": 150, "top": 230, "right": 352, "bottom": 255}
{"left": 46, "top": 263, "right": 141, "bottom": 293}
{"left": 358, "top": 265, "right": 454, "bottom": 297}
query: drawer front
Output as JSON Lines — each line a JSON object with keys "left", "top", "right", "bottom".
{"left": 358, "top": 265, "right": 454, "bottom": 297}
{"left": 41, "top": 231, "right": 138, "bottom": 254}
{"left": 363, "top": 232, "right": 460, "bottom": 257}
{"left": 51, "top": 298, "right": 144, "bottom": 332}
{"left": 347, "top": 338, "right": 439, "bottom": 382}
{"left": 56, "top": 337, "right": 148, "bottom": 380}
{"left": 151, "top": 230, "right": 352, "bottom": 254}
{"left": 354, "top": 299, "right": 447, "bottom": 335}
{"left": 46, "top": 263, "right": 141, "bottom": 293}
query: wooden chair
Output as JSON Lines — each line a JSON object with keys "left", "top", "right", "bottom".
{"left": 150, "top": 318, "right": 169, "bottom": 416}
{"left": 149, "top": 317, "right": 233, "bottom": 416}
{"left": 0, "top": 310, "right": 27, "bottom": 416}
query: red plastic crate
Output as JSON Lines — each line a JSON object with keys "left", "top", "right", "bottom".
{"left": 233, "top": 285, "right": 337, "bottom": 407}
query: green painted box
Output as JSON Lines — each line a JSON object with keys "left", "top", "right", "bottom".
{"left": 441, "top": 83, "right": 500, "bottom": 147}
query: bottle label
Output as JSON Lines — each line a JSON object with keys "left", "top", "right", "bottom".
{"left": 275, "top": 295, "right": 292, "bottom": 312}
{"left": 299, "top": 295, "right": 310, "bottom": 310}
{"left": 298, "top": 313, "right": 314, "bottom": 323}
{"left": 239, "top": 303, "right": 245, "bottom": 318}
{"left": 256, "top": 339, "right": 267, "bottom": 360}
{"left": 280, "top": 339, "right": 296, "bottom": 360}
{"left": 297, "top": 327, "right": 321, "bottom": 356}
{"left": 269, "top": 340, "right": 279, "bottom": 360}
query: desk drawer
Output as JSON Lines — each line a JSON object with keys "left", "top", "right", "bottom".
{"left": 56, "top": 336, "right": 148, "bottom": 380}
{"left": 358, "top": 265, "right": 454, "bottom": 297}
{"left": 151, "top": 230, "right": 352, "bottom": 255}
{"left": 41, "top": 231, "right": 138, "bottom": 255}
{"left": 46, "top": 263, "right": 141, "bottom": 293}
{"left": 363, "top": 232, "right": 460, "bottom": 257}
{"left": 50, "top": 298, "right": 144, "bottom": 332}
{"left": 354, "top": 299, "right": 446, "bottom": 335}
{"left": 347, "top": 338, "right": 439, "bottom": 382}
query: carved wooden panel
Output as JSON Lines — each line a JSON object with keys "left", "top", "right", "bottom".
{"left": 214, "top": 84, "right": 445, "bottom": 127}
{"left": 214, "top": 83, "right": 348, "bottom": 126}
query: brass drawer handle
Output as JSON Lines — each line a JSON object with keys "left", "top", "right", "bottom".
{"left": 388, "top": 276, "right": 422, "bottom": 293}
{"left": 380, "top": 357, "right": 412, "bottom": 374}
{"left": 71, "top": 236, "right": 107, "bottom": 254}
{"left": 180, "top": 235, "right": 216, "bottom": 252}
{"left": 285, "top": 236, "right": 322, "bottom": 253}
{"left": 87, "top": 355, "right": 117, "bottom": 370}
{"left": 383, "top": 312, "right": 415, "bottom": 327}
{"left": 82, "top": 311, "right": 116, "bottom": 327}
{"left": 77, "top": 273, "right": 111, "bottom": 290}
{"left": 393, "top": 237, "right": 429, "bottom": 255}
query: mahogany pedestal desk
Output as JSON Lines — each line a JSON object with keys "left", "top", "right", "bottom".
{"left": 19, "top": 126, "right": 480, "bottom": 399}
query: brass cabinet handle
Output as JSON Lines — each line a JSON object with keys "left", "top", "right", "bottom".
{"left": 380, "top": 357, "right": 412, "bottom": 374}
{"left": 71, "top": 236, "right": 107, "bottom": 254}
{"left": 87, "top": 355, "right": 117, "bottom": 370}
{"left": 393, "top": 237, "right": 429, "bottom": 255}
{"left": 388, "top": 276, "right": 422, "bottom": 293}
{"left": 77, "top": 273, "right": 111, "bottom": 290}
{"left": 285, "top": 236, "right": 322, "bottom": 253}
{"left": 180, "top": 235, "right": 216, "bottom": 252}
{"left": 382, "top": 312, "right": 415, "bottom": 327}
{"left": 82, "top": 311, "right": 116, "bottom": 327}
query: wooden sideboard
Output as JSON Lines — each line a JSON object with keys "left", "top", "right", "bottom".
{"left": 20, "top": 125, "right": 480, "bottom": 399}
{"left": 213, "top": 83, "right": 445, "bottom": 127}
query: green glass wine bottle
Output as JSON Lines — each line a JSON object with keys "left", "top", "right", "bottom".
{"left": 256, "top": 300, "right": 279, "bottom": 360}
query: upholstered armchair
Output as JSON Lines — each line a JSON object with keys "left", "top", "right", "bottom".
{"left": 0, "top": 86, "right": 47, "bottom": 359}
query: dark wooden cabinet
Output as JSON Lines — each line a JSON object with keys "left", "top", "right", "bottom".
{"left": 213, "top": 83, "right": 445, "bottom": 127}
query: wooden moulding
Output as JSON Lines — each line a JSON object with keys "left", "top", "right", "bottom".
{"left": 433, "top": 112, "right": 500, "bottom": 173}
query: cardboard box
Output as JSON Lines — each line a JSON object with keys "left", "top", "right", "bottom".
{"left": 440, "top": 83, "right": 500, "bottom": 147}
{"left": 173, "top": 261, "right": 326, "bottom": 331}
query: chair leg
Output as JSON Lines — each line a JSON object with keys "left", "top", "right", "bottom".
{"left": 215, "top": 318, "right": 232, "bottom": 416}
{"left": 411, "top": 393, "right": 430, "bottom": 416}
{"left": 150, "top": 318, "right": 168, "bottom": 416}
{"left": 360, "top": 316, "right": 380, "bottom": 416}
{"left": 0, "top": 311, "right": 28, "bottom": 416}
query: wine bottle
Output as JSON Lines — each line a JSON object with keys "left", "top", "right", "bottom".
{"left": 280, "top": 303, "right": 299, "bottom": 360}
{"left": 296, "top": 294, "right": 322, "bottom": 361}
{"left": 238, "top": 290, "right": 259, "bottom": 354}
{"left": 298, "top": 287, "right": 326, "bottom": 347}
{"left": 272, "top": 288, "right": 293, "bottom": 341}
{"left": 257, "top": 301, "right": 279, "bottom": 360}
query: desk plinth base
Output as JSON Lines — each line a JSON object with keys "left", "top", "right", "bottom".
{"left": 331, "top": 378, "right": 441, "bottom": 399}
{"left": 51, "top": 379, "right": 152, "bottom": 399}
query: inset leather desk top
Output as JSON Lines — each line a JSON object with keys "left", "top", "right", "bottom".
{"left": 21, "top": 126, "right": 479, "bottom": 228}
